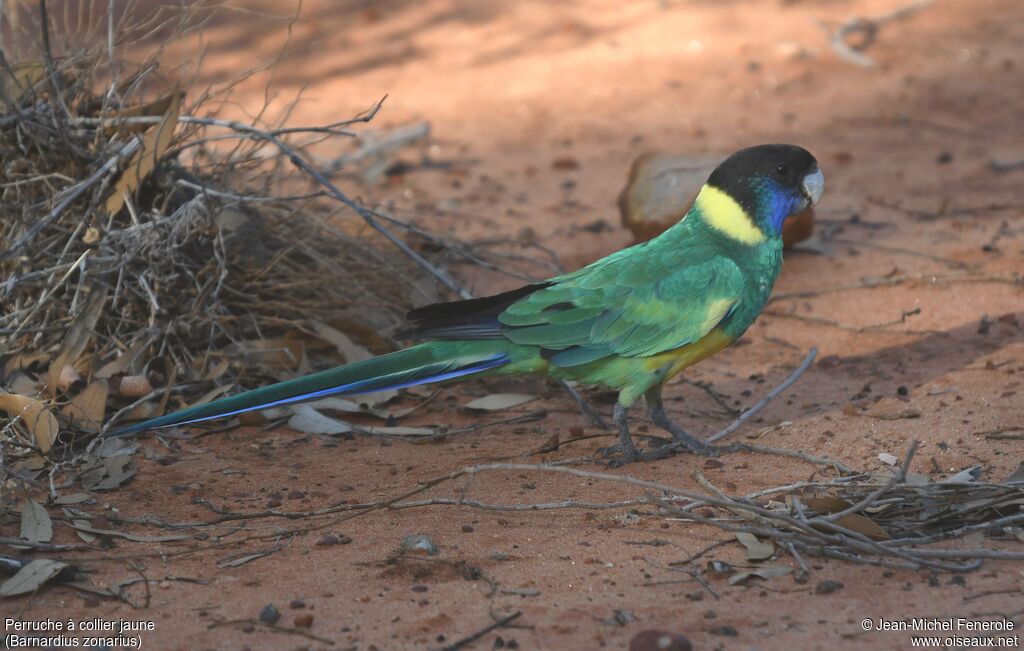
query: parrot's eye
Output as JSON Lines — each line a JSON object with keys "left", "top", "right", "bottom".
{"left": 775, "top": 163, "right": 790, "bottom": 179}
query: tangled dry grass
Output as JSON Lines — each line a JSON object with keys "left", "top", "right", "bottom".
{"left": 0, "top": 2, "right": 444, "bottom": 482}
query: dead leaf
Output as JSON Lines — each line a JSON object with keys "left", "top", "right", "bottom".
{"left": 0, "top": 559, "right": 68, "bottom": 597}
{"left": 105, "top": 90, "right": 181, "bottom": 216}
{"left": 904, "top": 473, "right": 931, "bottom": 486}
{"left": 106, "top": 90, "right": 185, "bottom": 134}
{"left": 3, "top": 353, "right": 48, "bottom": 380}
{"left": 62, "top": 380, "right": 109, "bottom": 431}
{"left": 57, "top": 364, "right": 82, "bottom": 392}
{"left": 66, "top": 520, "right": 186, "bottom": 543}
{"left": 95, "top": 337, "right": 150, "bottom": 378}
{"left": 213, "top": 206, "right": 250, "bottom": 232}
{"left": 72, "top": 519, "right": 98, "bottom": 543}
{"left": 52, "top": 493, "right": 94, "bottom": 505}
{"left": 735, "top": 532, "right": 774, "bottom": 561}
{"left": 222, "top": 338, "right": 304, "bottom": 374}
{"left": 79, "top": 454, "right": 136, "bottom": 491}
{"left": 362, "top": 425, "right": 435, "bottom": 437}
{"left": 312, "top": 396, "right": 410, "bottom": 420}
{"left": 13, "top": 454, "right": 46, "bottom": 473}
{"left": 312, "top": 322, "right": 373, "bottom": 363}
{"left": 942, "top": 466, "right": 982, "bottom": 484}
{"left": 217, "top": 546, "right": 281, "bottom": 568}
{"left": 47, "top": 286, "right": 108, "bottom": 397}
{"left": 728, "top": 566, "right": 792, "bottom": 585}
{"left": 354, "top": 388, "right": 398, "bottom": 409}
{"left": 202, "top": 358, "right": 231, "bottom": 381}
{"left": 464, "top": 393, "right": 536, "bottom": 412}
{"left": 94, "top": 436, "right": 137, "bottom": 459}
{"left": 6, "top": 372, "right": 40, "bottom": 396}
{"left": 802, "top": 497, "right": 890, "bottom": 540}
{"left": 830, "top": 513, "right": 890, "bottom": 540}
{"left": 878, "top": 452, "right": 899, "bottom": 466}
{"left": 802, "top": 497, "right": 852, "bottom": 514}
{"left": 124, "top": 400, "right": 159, "bottom": 422}
{"left": 1003, "top": 463, "right": 1024, "bottom": 485}
{"left": 0, "top": 392, "right": 59, "bottom": 452}
{"left": 0, "top": 61, "right": 46, "bottom": 111}
{"left": 287, "top": 405, "right": 352, "bottom": 435}
{"left": 20, "top": 499, "right": 52, "bottom": 544}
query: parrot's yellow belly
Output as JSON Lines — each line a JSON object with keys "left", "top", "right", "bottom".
{"left": 644, "top": 328, "right": 736, "bottom": 380}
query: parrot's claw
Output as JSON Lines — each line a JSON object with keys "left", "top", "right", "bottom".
{"left": 671, "top": 439, "right": 721, "bottom": 457}
{"left": 597, "top": 443, "right": 638, "bottom": 467}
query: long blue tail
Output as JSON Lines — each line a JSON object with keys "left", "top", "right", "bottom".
{"left": 108, "top": 344, "right": 508, "bottom": 436}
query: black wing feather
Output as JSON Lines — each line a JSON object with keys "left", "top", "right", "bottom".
{"left": 398, "top": 282, "right": 552, "bottom": 340}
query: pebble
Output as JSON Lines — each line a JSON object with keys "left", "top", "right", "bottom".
{"left": 816, "top": 580, "right": 844, "bottom": 595}
{"left": 629, "top": 630, "right": 693, "bottom": 651}
{"left": 258, "top": 604, "right": 280, "bottom": 624}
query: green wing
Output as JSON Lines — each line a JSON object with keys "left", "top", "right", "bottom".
{"left": 498, "top": 248, "right": 745, "bottom": 367}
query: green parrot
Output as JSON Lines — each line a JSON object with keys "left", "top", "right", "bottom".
{"left": 109, "top": 144, "right": 824, "bottom": 465}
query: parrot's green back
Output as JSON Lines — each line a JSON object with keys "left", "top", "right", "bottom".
{"left": 475, "top": 187, "right": 784, "bottom": 404}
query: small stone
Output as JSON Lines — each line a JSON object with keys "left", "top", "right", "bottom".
{"left": 400, "top": 533, "right": 439, "bottom": 556}
{"left": 316, "top": 534, "right": 340, "bottom": 547}
{"left": 979, "top": 315, "right": 993, "bottom": 335}
{"left": 709, "top": 625, "right": 738, "bottom": 636}
{"left": 241, "top": 623, "right": 255, "bottom": 633}
{"left": 897, "top": 386, "right": 909, "bottom": 396}
{"left": 258, "top": 604, "right": 280, "bottom": 624}
{"left": 411, "top": 585, "right": 428, "bottom": 593}
{"left": 290, "top": 599, "right": 306, "bottom": 609}
{"left": 551, "top": 156, "right": 580, "bottom": 171}
{"left": 629, "top": 629, "right": 693, "bottom": 651}
{"left": 287, "top": 490, "right": 306, "bottom": 500}
{"left": 816, "top": 580, "right": 844, "bottom": 595}
{"left": 293, "top": 614, "right": 314, "bottom": 628}
{"left": 462, "top": 525, "right": 474, "bottom": 533}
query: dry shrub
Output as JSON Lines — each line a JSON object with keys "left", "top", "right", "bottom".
{"left": 0, "top": 1, "right": 441, "bottom": 479}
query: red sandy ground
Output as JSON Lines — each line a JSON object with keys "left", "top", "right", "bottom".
{"left": 4, "top": 1, "right": 1024, "bottom": 649}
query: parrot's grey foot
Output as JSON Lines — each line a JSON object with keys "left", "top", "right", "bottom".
{"left": 597, "top": 403, "right": 639, "bottom": 466}
{"left": 648, "top": 403, "right": 721, "bottom": 457}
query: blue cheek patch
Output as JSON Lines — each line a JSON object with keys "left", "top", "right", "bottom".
{"left": 754, "top": 178, "right": 800, "bottom": 235}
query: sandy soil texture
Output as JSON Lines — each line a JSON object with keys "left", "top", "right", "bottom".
{"left": 4, "top": 1, "right": 1023, "bottom": 650}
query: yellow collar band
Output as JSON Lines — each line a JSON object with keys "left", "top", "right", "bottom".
{"left": 694, "top": 185, "right": 766, "bottom": 245}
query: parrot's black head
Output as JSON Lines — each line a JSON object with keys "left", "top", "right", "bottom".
{"left": 704, "top": 144, "right": 823, "bottom": 239}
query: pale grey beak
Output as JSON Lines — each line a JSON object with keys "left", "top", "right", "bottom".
{"left": 802, "top": 167, "right": 824, "bottom": 205}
